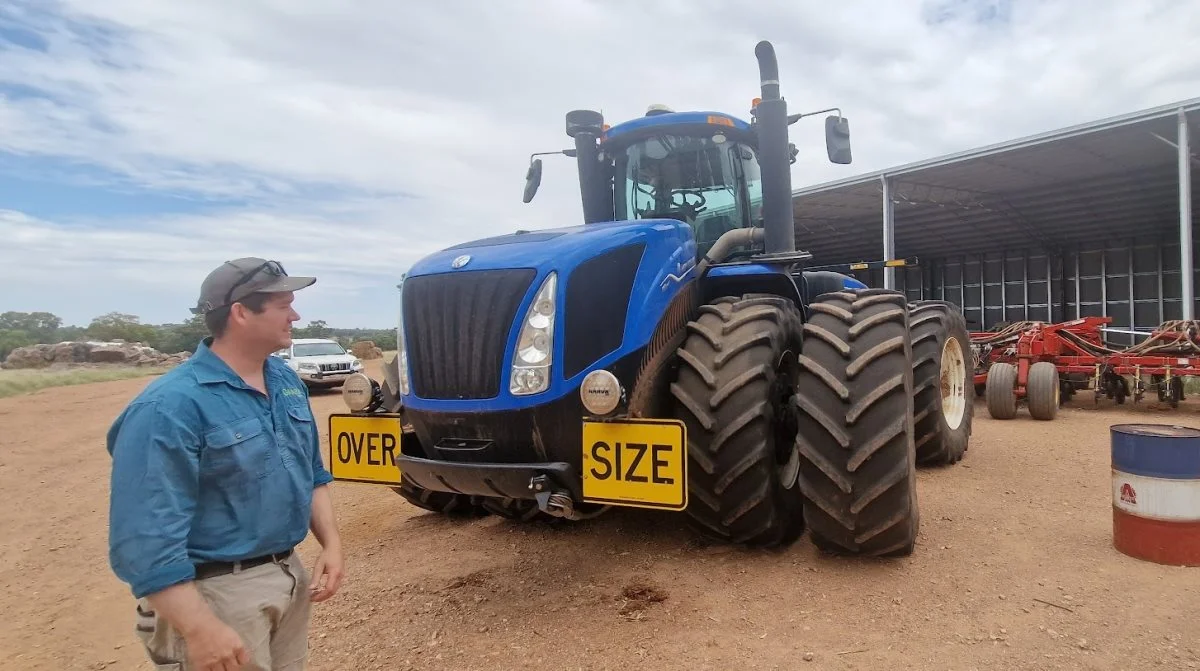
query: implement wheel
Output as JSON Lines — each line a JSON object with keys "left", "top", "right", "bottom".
{"left": 793, "top": 289, "right": 919, "bottom": 557}
{"left": 669, "top": 294, "right": 806, "bottom": 547}
{"left": 909, "top": 301, "right": 973, "bottom": 466}
{"left": 985, "top": 362, "right": 1018, "bottom": 420}
{"left": 1026, "top": 361, "right": 1060, "bottom": 421}
{"left": 1170, "top": 377, "right": 1185, "bottom": 408}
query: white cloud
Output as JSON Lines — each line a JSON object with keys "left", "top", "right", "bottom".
{"left": 1, "top": 0, "right": 1199, "bottom": 326}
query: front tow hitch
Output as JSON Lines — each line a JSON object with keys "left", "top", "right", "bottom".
{"left": 529, "top": 474, "right": 606, "bottom": 521}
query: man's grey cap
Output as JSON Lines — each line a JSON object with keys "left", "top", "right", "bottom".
{"left": 191, "top": 257, "right": 316, "bottom": 314}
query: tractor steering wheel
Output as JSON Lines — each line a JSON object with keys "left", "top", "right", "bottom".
{"left": 672, "top": 190, "right": 707, "bottom": 212}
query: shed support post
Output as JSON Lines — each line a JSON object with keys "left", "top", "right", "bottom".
{"left": 881, "top": 175, "right": 895, "bottom": 289}
{"left": 1158, "top": 240, "right": 1164, "bottom": 325}
{"left": 1058, "top": 253, "right": 1067, "bottom": 322}
{"left": 1179, "top": 109, "right": 1194, "bottom": 319}
{"left": 1080, "top": 250, "right": 1089, "bottom": 321}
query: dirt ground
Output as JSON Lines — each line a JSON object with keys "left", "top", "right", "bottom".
{"left": 2, "top": 359, "right": 1199, "bottom": 671}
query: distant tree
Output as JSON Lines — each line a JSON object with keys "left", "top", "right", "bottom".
{"left": 150, "top": 314, "right": 210, "bottom": 353}
{"left": 0, "top": 329, "right": 36, "bottom": 361}
{"left": 0, "top": 311, "right": 62, "bottom": 342}
{"left": 295, "top": 319, "right": 331, "bottom": 339}
{"left": 86, "top": 312, "right": 157, "bottom": 343}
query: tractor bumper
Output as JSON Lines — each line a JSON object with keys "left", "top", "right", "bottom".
{"left": 396, "top": 454, "right": 582, "bottom": 502}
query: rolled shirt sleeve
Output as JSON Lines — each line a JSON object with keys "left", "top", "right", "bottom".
{"left": 106, "top": 400, "right": 201, "bottom": 598}
{"left": 311, "top": 422, "right": 334, "bottom": 488}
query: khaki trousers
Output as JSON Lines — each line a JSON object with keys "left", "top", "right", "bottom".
{"left": 135, "top": 551, "right": 312, "bottom": 670}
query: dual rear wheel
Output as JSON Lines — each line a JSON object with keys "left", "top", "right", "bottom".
{"left": 985, "top": 361, "right": 1060, "bottom": 421}
{"left": 670, "top": 289, "right": 946, "bottom": 556}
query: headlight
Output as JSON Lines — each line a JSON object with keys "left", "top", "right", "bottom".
{"left": 396, "top": 286, "right": 411, "bottom": 396}
{"left": 510, "top": 271, "right": 556, "bottom": 396}
{"left": 298, "top": 363, "right": 318, "bottom": 372}
{"left": 351, "top": 359, "right": 363, "bottom": 370}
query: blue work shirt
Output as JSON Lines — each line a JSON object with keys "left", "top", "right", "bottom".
{"left": 106, "top": 337, "right": 334, "bottom": 599}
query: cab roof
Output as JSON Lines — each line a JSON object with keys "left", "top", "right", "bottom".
{"left": 602, "top": 110, "right": 753, "bottom": 143}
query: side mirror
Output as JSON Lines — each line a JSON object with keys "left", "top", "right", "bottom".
{"left": 523, "top": 158, "right": 544, "bottom": 203}
{"left": 825, "top": 115, "right": 852, "bottom": 164}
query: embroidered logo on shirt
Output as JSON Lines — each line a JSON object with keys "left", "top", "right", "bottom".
{"left": 282, "top": 387, "right": 304, "bottom": 398}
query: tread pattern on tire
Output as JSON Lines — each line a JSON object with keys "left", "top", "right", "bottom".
{"left": 793, "top": 289, "right": 919, "bottom": 557}
{"left": 909, "top": 301, "right": 974, "bottom": 466}
{"left": 669, "top": 294, "right": 805, "bottom": 547}
{"left": 985, "top": 362, "right": 1018, "bottom": 420}
{"left": 1026, "top": 361, "right": 1059, "bottom": 421}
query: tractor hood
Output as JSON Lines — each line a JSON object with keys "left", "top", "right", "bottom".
{"left": 405, "top": 219, "right": 694, "bottom": 279}
{"left": 397, "top": 217, "right": 704, "bottom": 411}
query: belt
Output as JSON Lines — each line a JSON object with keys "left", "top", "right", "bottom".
{"left": 194, "top": 548, "right": 294, "bottom": 581}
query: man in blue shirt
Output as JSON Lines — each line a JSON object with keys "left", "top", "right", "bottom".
{"left": 107, "top": 257, "right": 345, "bottom": 670}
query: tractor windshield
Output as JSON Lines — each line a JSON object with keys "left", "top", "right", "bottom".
{"left": 612, "top": 132, "right": 762, "bottom": 256}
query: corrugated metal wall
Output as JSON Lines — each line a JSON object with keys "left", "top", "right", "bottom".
{"left": 849, "top": 235, "right": 1199, "bottom": 345}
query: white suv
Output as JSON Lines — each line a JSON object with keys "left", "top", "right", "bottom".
{"left": 275, "top": 338, "right": 364, "bottom": 388}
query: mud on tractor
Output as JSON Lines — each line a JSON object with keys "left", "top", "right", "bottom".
{"left": 332, "top": 41, "right": 973, "bottom": 556}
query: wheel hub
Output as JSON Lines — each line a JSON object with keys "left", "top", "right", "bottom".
{"left": 940, "top": 336, "right": 967, "bottom": 430}
{"left": 774, "top": 349, "right": 801, "bottom": 489}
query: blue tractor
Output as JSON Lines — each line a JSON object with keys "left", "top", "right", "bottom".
{"left": 334, "top": 41, "right": 973, "bottom": 556}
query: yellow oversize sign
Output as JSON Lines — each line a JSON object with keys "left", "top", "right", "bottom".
{"left": 327, "top": 414, "right": 403, "bottom": 485}
{"left": 581, "top": 418, "right": 687, "bottom": 511}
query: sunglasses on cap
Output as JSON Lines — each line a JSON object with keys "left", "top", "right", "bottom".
{"left": 190, "top": 259, "right": 290, "bottom": 315}
{"left": 223, "top": 260, "right": 288, "bottom": 306}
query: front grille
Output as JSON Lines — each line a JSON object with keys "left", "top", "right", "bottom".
{"left": 403, "top": 269, "right": 537, "bottom": 399}
{"left": 319, "top": 362, "right": 351, "bottom": 373}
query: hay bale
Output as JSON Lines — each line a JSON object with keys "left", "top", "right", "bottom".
{"left": 350, "top": 340, "right": 383, "bottom": 360}
{"left": 2, "top": 344, "right": 53, "bottom": 369}
{"left": 3, "top": 340, "right": 191, "bottom": 369}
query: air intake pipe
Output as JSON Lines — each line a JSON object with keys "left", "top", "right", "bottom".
{"left": 753, "top": 41, "right": 797, "bottom": 256}
{"left": 696, "top": 227, "right": 765, "bottom": 277}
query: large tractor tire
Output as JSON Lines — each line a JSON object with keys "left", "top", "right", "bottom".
{"left": 985, "top": 362, "right": 1018, "bottom": 419}
{"left": 393, "top": 476, "right": 486, "bottom": 516}
{"left": 909, "top": 301, "right": 974, "bottom": 466}
{"left": 669, "top": 294, "right": 806, "bottom": 547}
{"left": 792, "top": 289, "right": 920, "bottom": 557}
{"left": 1026, "top": 361, "right": 1060, "bottom": 421}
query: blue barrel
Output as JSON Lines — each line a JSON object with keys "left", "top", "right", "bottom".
{"left": 1110, "top": 423, "right": 1200, "bottom": 566}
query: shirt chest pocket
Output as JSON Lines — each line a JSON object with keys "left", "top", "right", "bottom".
{"left": 201, "top": 416, "right": 274, "bottom": 481}
{"left": 276, "top": 404, "right": 316, "bottom": 462}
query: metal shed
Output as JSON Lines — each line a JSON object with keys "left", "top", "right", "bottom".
{"left": 790, "top": 98, "right": 1199, "bottom": 343}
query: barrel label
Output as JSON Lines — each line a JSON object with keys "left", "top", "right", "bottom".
{"left": 1112, "top": 471, "right": 1200, "bottom": 522}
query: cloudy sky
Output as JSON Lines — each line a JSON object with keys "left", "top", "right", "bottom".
{"left": 1, "top": 0, "right": 1198, "bottom": 329}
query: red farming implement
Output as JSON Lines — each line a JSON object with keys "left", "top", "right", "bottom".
{"left": 969, "top": 317, "right": 1200, "bottom": 420}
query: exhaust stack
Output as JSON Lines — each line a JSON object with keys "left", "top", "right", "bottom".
{"left": 753, "top": 41, "right": 797, "bottom": 256}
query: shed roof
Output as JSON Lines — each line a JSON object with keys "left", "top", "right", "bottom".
{"left": 790, "top": 97, "right": 1200, "bottom": 264}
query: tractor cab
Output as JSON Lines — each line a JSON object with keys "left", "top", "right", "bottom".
{"left": 605, "top": 110, "right": 764, "bottom": 259}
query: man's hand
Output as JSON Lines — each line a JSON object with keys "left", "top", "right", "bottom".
{"left": 309, "top": 541, "right": 344, "bottom": 602}
{"left": 146, "top": 583, "right": 248, "bottom": 671}
{"left": 181, "top": 616, "right": 250, "bottom": 671}
{"left": 308, "top": 484, "right": 344, "bottom": 602}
